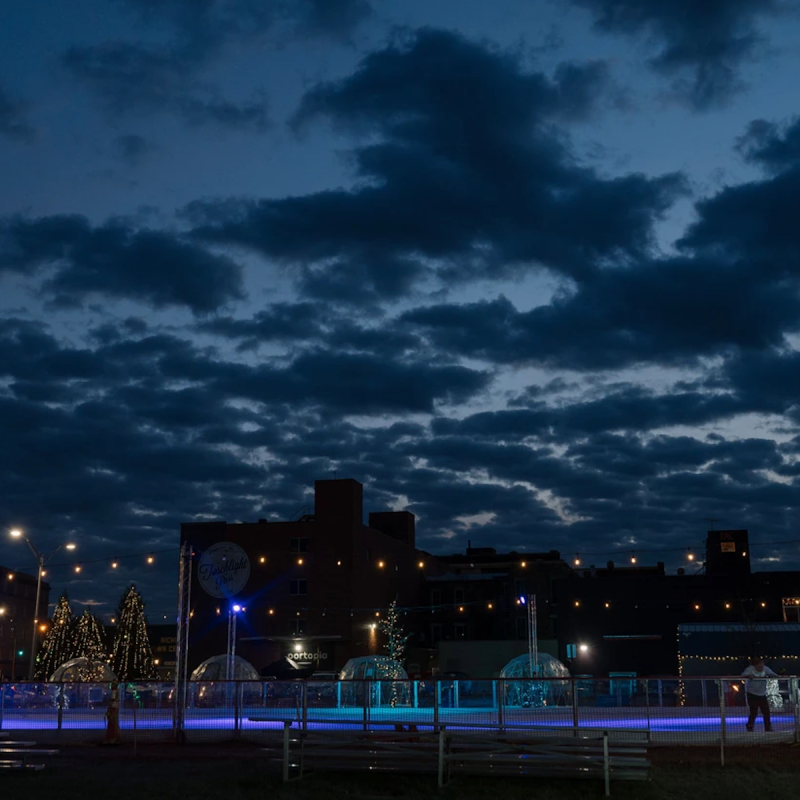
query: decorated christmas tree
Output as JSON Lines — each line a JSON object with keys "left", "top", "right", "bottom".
{"left": 34, "top": 592, "right": 73, "bottom": 680}
{"left": 378, "top": 598, "right": 410, "bottom": 706}
{"left": 111, "top": 585, "right": 156, "bottom": 681}
{"left": 69, "top": 610, "right": 109, "bottom": 680}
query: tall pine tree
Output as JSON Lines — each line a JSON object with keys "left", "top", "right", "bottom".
{"left": 70, "top": 610, "right": 109, "bottom": 680}
{"left": 111, "top": 585, "right": 155, "bottom": 681}
{"left": 378, "top": 598, "right": 410, "bottom": 707}
{"left": 34, "top": 592, "right": 73, "bottom": 680}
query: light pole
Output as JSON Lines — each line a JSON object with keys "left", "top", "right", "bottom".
{"left": 9, "top": 529, "right": 76, "bottom": 680}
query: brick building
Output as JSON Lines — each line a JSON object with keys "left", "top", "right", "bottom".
{"left": 0, "top": 568, "right": 50, "bottom": 680}
{"left": 181, "top": 479, "right": 429, "bottom": 676}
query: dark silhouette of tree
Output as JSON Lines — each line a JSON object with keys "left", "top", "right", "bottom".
{"left": 34, "top": 592, "right": 73, "bottom": 680}
{"left": 110, "top": 585, "right": 155, "bottom": 681}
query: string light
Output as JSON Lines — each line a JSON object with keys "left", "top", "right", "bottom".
{"left": 574, "top": 555, "right": 581, "bottom": 566}
{"left": 74, "top": 565, "right": 82, "bottom": 573}
{"left": 259, "top": 556, "right": 266, "bottom": 564}
{"left": 41, "top": 569, "right": 46, "bottom": 577}
{"left": 604, "top": 602, "right": 610, "bottom": 609}
{"left": 487, "top": 603, "right": 493, "bottom": 610}
{"left": 337, "top": 560, "right": 342, "bottom": 566}
{"left": 7, "top": 573, "right": 13, "bottom": 580}
{"left": 378, "top": 561, "right": 385, "bottom": 568}
{"left": 268, "top": 609, "right": 274, "bottom": 615}
{"left": 458, "top": 606, "right": 464, "bottom": 612}
{"left": 574, "top": 600, "right": 581, "bottom": 607}
{"left": 147, "top": 555, "right": 154, "bottom": 564}
{"left": 297, "top": 558, "right": 304, "bottom": 565}
{"left": 111, "top": 560, "right": 118, "bottom": 569}
{"left": 687, "top": 550, "right": 695, "bottom": 561}
{"left": 725, "top": 603, "right": 731, "bottom": 609}
{"left": 520, "top": 561, "right": 527, "bottom": 568}
{"left": 418, "top": 561, "right": 424, "bottom": 568}
{"left": 694, "top": 604, "right": 701, "bottom": 610}
{"left": 630, "top": 553, "right": 637, "bottom": 564}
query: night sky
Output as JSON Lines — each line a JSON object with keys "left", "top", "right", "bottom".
{"left": 3, "top": 0, "right": 800, "bottom": 621}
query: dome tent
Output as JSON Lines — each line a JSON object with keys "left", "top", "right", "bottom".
{"left": 499, "top": 653, "right": 571, "bottom": 707}
{"left": 50, "top": 657, "right": 118, "bottom": 683}
{"left": 190, "top": 654, "right": 260, "bottom": 681}
{"left": 339, "top": 656, "right": 409, "bottom": 707}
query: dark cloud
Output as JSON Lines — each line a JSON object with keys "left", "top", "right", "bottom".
{"left": 187, "top": 29, "right": 684, "bottom": 302}
{"left": 570, "top": 0, "right": 790, "bottom": 109}
{"left": 113, "top": 134, "right": 158, "bottom": 166}
{"left": 62, "top": 43, "right": 270, "bottom": 130}
{"left": 0, "top": 215, "right": 245, "bottom": 313}
{"left": 0, "top": 83, "right": 35, "bottom": 142}
{"left": 64, "top": 0, "right": 372, "bottom": 127}
{"left": 737, "top": 116, "right": 800, "bottom": 172}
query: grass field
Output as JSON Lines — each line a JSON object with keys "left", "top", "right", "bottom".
{"left": 3, "top": 746, "right": 799, "bottom": 800}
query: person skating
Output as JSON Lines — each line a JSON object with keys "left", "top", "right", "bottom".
{"left": 741, "top": 657, "right": 777, "bottom": 732}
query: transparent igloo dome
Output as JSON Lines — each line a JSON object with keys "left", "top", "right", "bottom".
{"left": 500, "top": 653, "right": 571, "bottom": 707}
{"left": 339, "top": 656, "right": 409, "bottom": 707}
{"left": 50, "top": 657, "right": 117, "bottom": 683}
{"left": 190, "top": 654, "right": 259, "bottom": 681}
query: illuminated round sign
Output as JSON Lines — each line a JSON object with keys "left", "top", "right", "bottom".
{"left": 197, "top": 542, "right": 250, "bottom": 598}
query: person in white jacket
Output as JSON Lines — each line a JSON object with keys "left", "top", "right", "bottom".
{"left": 741, "top": 657, "right": 777, "bottom": 732}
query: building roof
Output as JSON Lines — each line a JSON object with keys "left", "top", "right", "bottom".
{"left": 426, "top": 572, "right": 508, "bottom": 583}
{"left": 679, "top": 623, "right": 800, "bottom": 633}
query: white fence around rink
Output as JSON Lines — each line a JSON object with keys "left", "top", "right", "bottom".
{"left": 0, "top": 676, "right": 798, "bottom": 748}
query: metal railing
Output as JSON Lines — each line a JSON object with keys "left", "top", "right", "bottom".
{"left": 0, "top": 676, "right": 796, "bottom": 755}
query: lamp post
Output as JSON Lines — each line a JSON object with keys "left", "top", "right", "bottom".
{"left": 9, "top": 529, "right": 76, "bottom": 680}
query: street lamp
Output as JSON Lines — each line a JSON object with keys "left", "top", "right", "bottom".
{"left": 9, "top": 528, "right": 76, "bottom": 680}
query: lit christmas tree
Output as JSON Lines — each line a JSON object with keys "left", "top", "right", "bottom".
{"left": 70, "top": 610, "right": 109, "bottom": 680}
{"left": 378, "top": 598, "right": 410, "bottom": 706}
{"left": 34, "top": 592, "right": 73, "bottom": 680}
{"left": 111, "top": 585, "right": 156, "bottom": 681}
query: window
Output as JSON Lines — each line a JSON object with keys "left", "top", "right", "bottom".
{"left": 290, "top": 538, "right": 309, "bottom": 553}
{"left": 454, "top": 588, "right": 465, "bottom": 604}
{"left": 783, "top": 598, "right": 800, "bottom": 622}
{"left": 290, "top": 618, "right": 307, "bottom": 635}
{"left": 454, "top": 623, "right": 466, "bottom": 639}
{"left": 290, "top": 579, "right": 308, "bottom": 595}
{"left": 431, "top": 623, "right": 443, "bottom": 644}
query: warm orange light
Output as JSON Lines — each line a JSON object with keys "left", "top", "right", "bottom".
{"left": 297, "top": 558, "right": 304, "bottom": 565}
{"left": 111, "top": 560, "right": 118, "bottom": 569}
{"left": 574, "top": 558, "right": 581, "bottom": 566}
{"left": 458, "top": 606, "right": 464, "bottom": 612}
{"left": 725, "top": 603, "right": 731, "bottom": 609}
{"left": 520, "top": 561, "right": 527, "bottom": 568}
{"left": 7, "top": 573, "right": 13, "bottom": 580}
{"left": 147, "top": 555, "right": 154, "bottom": 564}
{"left": 574, "top": 600, "right": 580, "bottom": 607}
{"left": 337, "top": 560, "right": 342, "bottom": 566}
{"left": 111, "top": 617, "right": 116, "bottom": 623}
{"left": 631, "top": 555, "right": 637, "bottom": 564}
{"left": 268, "top": 609, "right": 274, "bottom": 615}
{"left": 688, "top": 553, "right": 695, "bottom": 561}
{"left": 487, "top": 603, "right": 493, "bottom": 610}
{"left": 378, "top": 561, "right": 385, "bottom": 568}
{"left": 375, "top": 612, "right": 380, "bottom": 617}
{"left": 74, "top": 565, "right": 82, "bottom": 573}
{"left": 259, "top": 556, "right": 266, "bottom": 564}
{"left": 694, "top": 604, "right": 700, "bottom": 610}
{"left": 418, "top": 561, "right": 424, "bottom": 568}
{"left": 516, "top": 598, "right": 521, "bottom": 605}
{"left": 154, "top": 659, "right": 160, "bottom": 666}
{"left": 761, "top": 602, "right": 767, "bottom": 608}
{"left": 604, "top": 602, "right": 610, "bottom": 609}
{"left": 39, "top": 624, "right": 47, "bottom": 632}
{"left": 41, "top": 569, "right": 46, "bottom": 577}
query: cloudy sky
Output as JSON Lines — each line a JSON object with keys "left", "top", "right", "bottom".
{"left": 3, "top": 0, "right": 800, "bottom": 620}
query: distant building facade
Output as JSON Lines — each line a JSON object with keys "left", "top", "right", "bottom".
{"left": 0, "top": 568, "right": 50, "bottom": 680}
